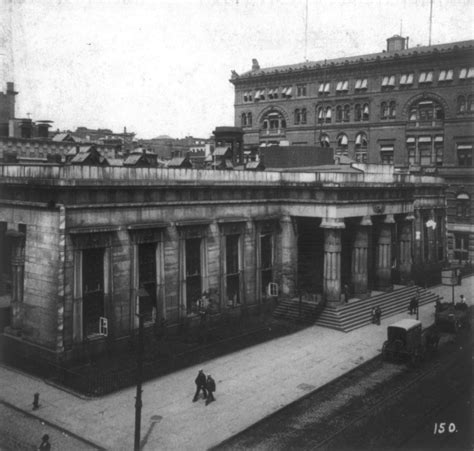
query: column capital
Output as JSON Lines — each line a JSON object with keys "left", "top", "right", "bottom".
{"left": 320, "top": 218, "right": 345, "bottom": 229}
{"left": 359, "top": 216, "right": 373, "bottom": 226}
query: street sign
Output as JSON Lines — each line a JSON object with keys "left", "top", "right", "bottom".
{"left": 441, "top": 269, "right": 456, "bottom": 286}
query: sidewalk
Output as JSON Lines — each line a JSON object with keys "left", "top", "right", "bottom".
{"left": 1, "top": 277, "right": 472, "bottom": 451}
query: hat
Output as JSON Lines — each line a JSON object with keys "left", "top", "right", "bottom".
{"left": 42, "top": 435, "right": 49, "bottom": 441}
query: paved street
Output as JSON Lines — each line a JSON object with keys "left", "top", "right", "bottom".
{"left": 0, "top": 276, "right": 472, "bottom": 450}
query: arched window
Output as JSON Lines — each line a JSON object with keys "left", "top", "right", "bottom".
{"left": 354, "top": 104, "right": 362, "bottom": 122}
{"left": 261, "top": 111, "right": 286, "bottom": 131}
{"left": 362, "top": 103, "right": 369, "bottom": 121}
{"left": 456, "top": 192, "right": 471, "bottom": 217}
{"left": 343, "top": 104, "right": 350, "bottom": 122}
{"left": 325, "top": 106, "right": 332, "bottom": 123}
{"left": 241, "top": 113, "right": 247, "bottom": 127}
{"left": 247, "top": 112, "right": 252, "bottom": 127}
{"left": 320, "top": 134, "right": 330, "bottom": 147}
{"left": 389, "top": 101, "right": 396, "bottom": 118}
{"left": 355, "top": 132, "right": 368, "bottom": 148}
{"left": 409, "top": 99, "right": 445, "bottom": 122}
{"left": 317, "top": 106, "right": 324, "bottom": 123}
{"left": 381, "top": 102, "right": 388, "bottom": 119}
{"left": 337, "top": 133, "right": 348, "bottom": 148}
{"left": 336, "top": 105, "right": 343, "bottom": 122}
{"left": 457, "top": 96, "right": 466, "bottom": 113}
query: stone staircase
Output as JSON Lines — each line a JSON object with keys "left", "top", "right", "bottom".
{"left": 314, "top": 285, "right": 442, "bottom": 332}
{"left": 272, "top": 285, "right": 442, "bottom": 332}
{"left": 272, "top": 296, "right": 326, "bottom": 325}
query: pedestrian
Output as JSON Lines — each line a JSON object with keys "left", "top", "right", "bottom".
{"left": 343, "top": 283, "right": 350, "bottom": 303}
{"left": 371, "top": 306, "right": 376, "bottom": 324}
{"left": 38, "top": 434, "right": 51, "bottom": 451}
{"left": 375, "top": 306, "right": 382, "bottom": 325}
{"left": 459, "top": 294, "right": 466, "bottom": 305}
{"left": 205, "top": 375, "right": 216, "bottom": 405}
{"left": 409, "top": 297, "right": 416, "bottom": 315}
{"left": 193, "top": 370, "right": 207, "bottom": 402}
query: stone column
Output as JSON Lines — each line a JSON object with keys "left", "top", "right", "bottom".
{"left": 351, "top": 216, "right": 371, "bottom": 296}
{"left": 375, "top": 215, "right": 394, "bottom": 290}
{"left": 399, "top": 215, "right": 414, "bottom": 284}
{"left": 7, "top": 230, "right": 25, "bottom": 330}
{"left": 280, "top": 215, "right": 297, "bottom": 297}
{"left": 321, "top": 218, "right": 344, "bottom": 304}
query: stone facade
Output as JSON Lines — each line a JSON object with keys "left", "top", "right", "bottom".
{"left": 0, "top": 164, "right": 445, "bottom": 363}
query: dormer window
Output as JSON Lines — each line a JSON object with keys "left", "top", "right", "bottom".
{"left": 318, "top": 82, "right": 330, "bottom": 95}
{"left": 419, "top": 71, "right": 434, "bottom": 84}
{"left": 399, "top": 73, "right": 414, "bottom": 87}
{"left": 268, "top": 88, "right": 279, "bottom": 100}
{"left": 381, "top": 75, "right": 396, "bottom": 90}
{"left": 355, "top": 78, "right": 368, "bottom": 91}
{"left": 282, "top": 86, "right": 293, "bottom": 98}
{"left": 438, "top": 69, "right": 454, "bottom": 82}
{"left": 336, "top": 80, "right": 349, "bottom": 93}
{"left": 459, "top": 67, "right": 474, "bottom": 80}
{"left": 296, "top": 85, "right": 307, "bottom": 97}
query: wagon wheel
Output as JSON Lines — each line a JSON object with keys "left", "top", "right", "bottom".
{"left": 393, "top": 339, "right": 404, "bottom": 362}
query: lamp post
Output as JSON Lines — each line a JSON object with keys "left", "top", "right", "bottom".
{"left": 134, "top": 312, "right": 145, "bottom": 451}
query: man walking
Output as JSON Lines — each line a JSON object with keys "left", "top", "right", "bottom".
{"left": 193, "top": 370, "right": 207, "bottom": 402}
{"left": 205, "top": 375, "right": 216, "bottom": 405}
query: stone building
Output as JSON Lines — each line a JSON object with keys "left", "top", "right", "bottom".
{"left": 230, "top": 36, "right": 474, "bottom": 264}
{"left": 0, "top": 163, "right": 445, "bottom": 363}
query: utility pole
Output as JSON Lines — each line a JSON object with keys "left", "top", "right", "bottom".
{"left": 134, "top": 312, "right": 145, "bottom": 451}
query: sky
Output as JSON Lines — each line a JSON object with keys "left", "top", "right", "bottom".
{"left": 1, "top": 0, "right": 473, "bottom": 139}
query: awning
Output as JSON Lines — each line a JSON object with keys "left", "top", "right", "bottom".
{"left": 355, "top": 79, "right": 361, "bottom": 89}
{"left": 438, "top": 70, "right": 446, "bottom": 81}
{"left": 339, "top": 135, "right": 348, "bottom": 145}
{"left": 69, "top": 225, "right": 120, "bottom": 234}
{"left": 361, "top": 78, "right": 367, "bottom": 88}
{"left": 388, "top": 75, "right": 395, "bottom": 86}
{"left": 281, "top": 87, "right": 287, "bottom": 95}
{"left": 425, "top": 71, "right": 433, "bottom": 82}
{"left": 324, "top": 83, "right": 330, "bottom": 92}
{"left": 363, "top": 104, "right": 369, "bottom": 114}
{"left": 418, "top": 136, "right": 432, "bottom": 143}
{"left": 318, "top": 84, "right": 324, "bottom": 93}
{"left": 457, "top": 144, "right": 472, "bottom": 150}
{"left": 406, "top": 137, "right": 416, "bottom": 144}
{"left": 419, "top": 72, "right": 426, "bottom": 83}
{"left": 382, "top": 76, "right": 389, "bottom": 86}
{"left": 127, "top": 222, "right": 169, "bottom": 230}
{"left": 400, "top": 74, "right": 407, "bottom": 84}
{"left": 457, "top": 193, "right": 470, "bottom": 200}
{"left": 446, "top": 69, "right": 453, "bottom": 80}
{"left": 342, "top": 80, "right": 348, "bottom": 90}
{"left": 406, "top": 73, "right": 414, "bottom": 84}
{"left": 468, "top": 67, "right": 474, "bottom": 78}
{"left": 459, "top": 68, "right": 467, "bottom": 79}
{"left": 286, "top": 87, "right": 292, "bottom": 96}
{"left": 435, "top": 136, "right": 444, "bottom": 142}
{"left": 380, "top": 145, "right": 394, "bottom": 151}
{"left": 325, "top": 107, "right": 332, "bottom": 118}
{"left": 336, "top": 81, "right": 343, "bottom": 91}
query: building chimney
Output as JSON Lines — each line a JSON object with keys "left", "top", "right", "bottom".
{"left": 252, "top": 58, "right": 260, "bottom": 71}
{"left": 386, "top": 35, "right": 407, "bottom": 52}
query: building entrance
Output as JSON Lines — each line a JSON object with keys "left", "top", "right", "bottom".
{"left": 296, "top": 218, "right": 324, "bottom": 295}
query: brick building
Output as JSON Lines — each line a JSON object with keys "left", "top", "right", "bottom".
{"left": 230, "top": 36, "right": 474, "bottom": 263}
